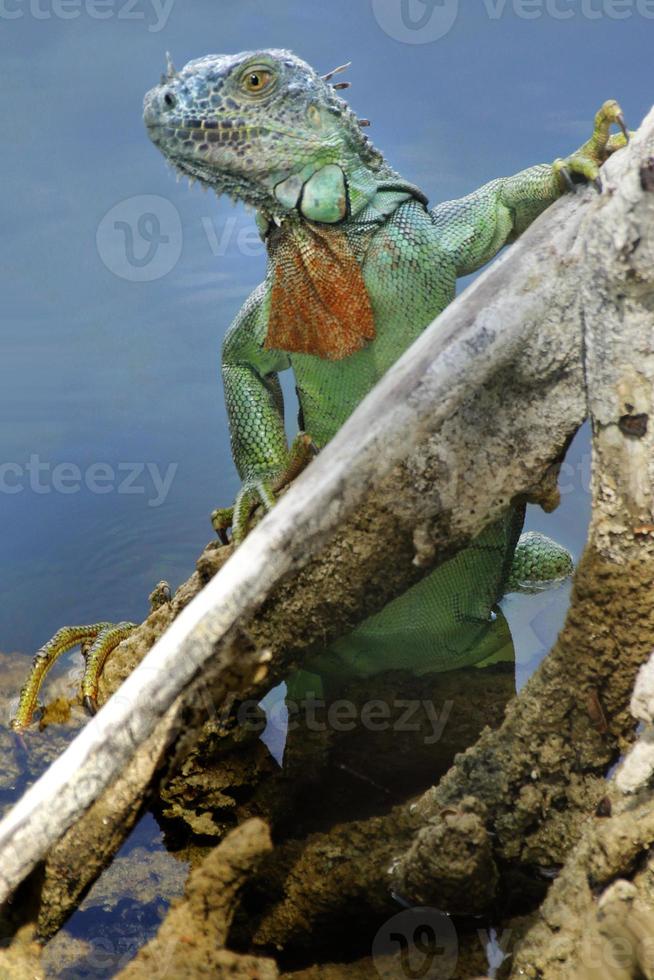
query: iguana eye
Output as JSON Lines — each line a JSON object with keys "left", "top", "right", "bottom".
{"left": 242, "top": 69, "right": 274, "bottom": 94}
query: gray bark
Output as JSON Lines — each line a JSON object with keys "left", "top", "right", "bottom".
{"left": 507, "top": 106, "right": 654, "bottom": 980}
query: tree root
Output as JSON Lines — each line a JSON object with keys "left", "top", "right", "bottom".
{"left": 511, "top": 656, "right": 654, "bottom": 978}
{"left": 222, "top": 548, "right": 653, "bottom": 957}
{"left": 0, "top": 924, "right": 44, "bottom": 980}
{"left": 115, "top": 818, "right": 277, "bottom": 980}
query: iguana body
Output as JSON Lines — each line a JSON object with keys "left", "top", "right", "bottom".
{"left": 142, "top": 49, "right": 623, "bottom": 678}
{"left": 12, "top": 50, "right": 629, "bottom": 728}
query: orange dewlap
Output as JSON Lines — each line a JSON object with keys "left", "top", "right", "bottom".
{"left": 265, "top": 221, "right": 375, "bottom": 361}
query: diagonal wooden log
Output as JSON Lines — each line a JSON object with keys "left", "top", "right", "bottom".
{"left": 388, "top": 103, "right": 654, "bottom": 913}
{"left": 239, "top": 108, "right": 654, "bottom": 950}
{"left": 0, "top": 108, "right": 651, "bottom": 911}
{"left": 506, "top": 108, "right": 654, "bottom": 980}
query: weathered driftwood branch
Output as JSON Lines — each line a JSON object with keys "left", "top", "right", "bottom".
{"left": 230, "top": 110, "right": 654, "bottom": 952}
{"left": 511, "top": 664, "right": 654, "bottom": 979}
{"left": 510, "top": 201, "right": 654, "bottom": 972}
{"left": 392, "top": 107, "right": 654, "bottom": 907}
{"left": 0, "top": 109, "right": 651, "bottom": 914}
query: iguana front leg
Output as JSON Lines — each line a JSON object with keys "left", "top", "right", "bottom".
{"left": 432, "top": 99, "right": 629, "bottom": 277}
{"left": 211, "top": 282, "right": 316, "bottom": 544}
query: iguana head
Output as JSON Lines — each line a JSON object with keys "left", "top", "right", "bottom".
{"left": 143, "top": 49, "right": 389, "bottom": 221}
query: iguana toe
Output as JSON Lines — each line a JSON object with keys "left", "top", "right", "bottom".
{"left": 10, "top": 580, "right": 171, "bottom": 730}
{"left": 81, "top": 621, "right": 138, "bottom": 715}
{"left": 554, "top": 99, "right": 630, "bottom": 194}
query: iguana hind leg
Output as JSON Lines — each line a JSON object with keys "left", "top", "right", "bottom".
{"left": 11, "top": 624, "right": 114, "bottom": 732}
{"left": 10, "top": 581, "right": 171, "bottom": 732}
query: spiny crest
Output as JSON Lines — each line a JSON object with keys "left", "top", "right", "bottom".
{"left": 320, "top": 61, "right": 351, "bottom": 82}
{"left": 320, "top": 60, "right": 372, "bottom": 131}
{"left": 160, "top": 51, "right": 177, "bottom": 85}
{"left": 319, "top": 59, "right": 380, "bottom": 166}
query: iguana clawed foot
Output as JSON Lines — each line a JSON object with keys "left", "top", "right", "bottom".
{"left": 212, "top": 432, "right": 317, "bottom": 545}
{"left": 10, "top": 580, "right": 171, "bottom": 732}
{"left": 554, "top": 99, "right": 630, "bottom": 194}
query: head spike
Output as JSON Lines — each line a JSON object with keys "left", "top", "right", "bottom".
{"left": 358, "top": 118, "right": 371, "bottom": 128}
{"left": 332, "top": 81, "right": 351, "bottom": 90}
{"left": 165, "top": 51, "right": 176, "bottom": 80}
{"left": 321, "top": 61, "right": 351, "bottom": 82}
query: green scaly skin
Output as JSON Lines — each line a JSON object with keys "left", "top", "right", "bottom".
{"left": 141, "top": 50, "right": 624, "bottom": 681}
{"left": 141, "top": 51, "right": 624, "bottom": 539}
{"left": 10, "top": 52, "right": 628, "bottom": 728}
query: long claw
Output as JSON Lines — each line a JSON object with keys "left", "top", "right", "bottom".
{"left": 617, "top": 112, "right": 629, "bottom": 142}
{"left": 83, "top": 695, "right": 98, "bottom": 717}
{"left": 212, "top": 505, "right": 235, "bottom": 544}
{"left": 560, "top": 166, "right": 577, "bottom": 194}
{"left": 12, "top": 728, "right": 28, "bottom": 754}
{"left": 81, "top": 621, "right": 138, "bottom": 715}
{"left": 594, "top": 175, "right": 603, "bottom": 193}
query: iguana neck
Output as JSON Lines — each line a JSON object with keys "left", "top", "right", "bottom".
{"left": 254, "top": 161, "right": 429, "bottom": 242}
{"left": 258, "top": 170, "right": 429, "bottom": 362}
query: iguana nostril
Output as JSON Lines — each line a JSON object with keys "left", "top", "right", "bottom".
{"left": 163, "top": 90, "right": 176, "bottom": 108}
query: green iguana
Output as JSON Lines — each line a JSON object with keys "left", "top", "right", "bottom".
{"left": 12, "top": 49, "right": 630, "bottom": 729}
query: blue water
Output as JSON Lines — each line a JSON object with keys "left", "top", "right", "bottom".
{"left": 1, "top": 1, "right": 650, "bottom": 656}
{"left": 0, "top": 2, "right": 649, "bottom": 973}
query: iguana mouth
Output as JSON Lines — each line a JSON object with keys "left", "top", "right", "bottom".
{"left": 146, "top": 113, "right": 274, "bottom": 182}
{"left": 147, "top": 118, "right": 267, "bottom": 151}
{"left": 174, "top": 118, "right": 267, "bottom": 143}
